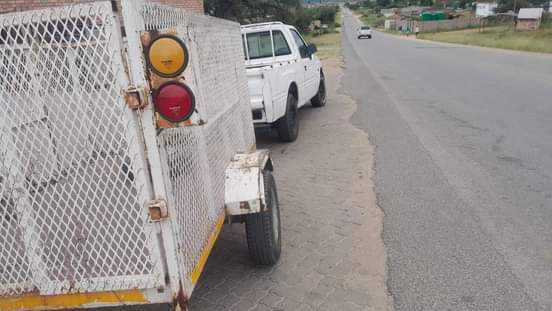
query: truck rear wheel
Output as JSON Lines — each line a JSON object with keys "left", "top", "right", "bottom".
{"left": 277, "top": 93, "right": 299, "bottom": 142}
{"left": 311, "top": 73, "right": 326, "bottom": 108}
{"left": 245, "top": 170, "right": 281, "bottom": 266}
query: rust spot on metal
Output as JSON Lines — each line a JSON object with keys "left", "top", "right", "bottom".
{"left": 140, "top": 31, "right": 153, "bottom": 47}
{"left": 156, "top": 113, "right": 194, "bottom": 129}
{"left": 149, "top": 73, "right": 178, "bottom": 91}
{"left": 126, "top": 92, "right": 141, "bottom": 109}
{"left": 166, "top": 27, "right": 178, "bottom": 36}
{"left": 174, "top": 285, "right": 189, "bottom": 311}
{"left": 125, "top": 85, "right": 150, "bottom": 110}
{"left": 240, "top": 201, "right": 251, "bottom": 210}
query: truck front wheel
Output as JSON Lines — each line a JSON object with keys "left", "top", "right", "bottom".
{"left": 276, "top": 93, "right": 299, "bottom": 142}
{"left": 311, "top": 72, "right": 326, "bottom": 108}
{"left": 245, "top": 170, "right": 281, "bottom": 266}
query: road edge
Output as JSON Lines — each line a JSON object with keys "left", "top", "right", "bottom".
{"left": 323, "top": 43, "right": 395, "bottom": 311}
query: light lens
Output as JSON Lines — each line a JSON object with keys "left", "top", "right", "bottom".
{"left": 147, "top": 35, "right": 188, "bottom": 77}
{"left": 155, "top": 82, "right": 195, "bottom": 122}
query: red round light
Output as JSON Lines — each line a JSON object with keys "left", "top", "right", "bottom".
{"left": 155, "top": 82, "right": 195, "bottom": 123}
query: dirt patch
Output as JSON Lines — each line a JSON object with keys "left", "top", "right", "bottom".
{"left": 325, "top": 60, "right": 394, "bottom": 311}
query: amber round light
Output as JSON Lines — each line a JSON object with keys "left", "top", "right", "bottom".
{"left": 155, "top": 82, "right": 195, "bottom": 122}
{"left": 147, "top": 35, "right": 189, "bottom": 77}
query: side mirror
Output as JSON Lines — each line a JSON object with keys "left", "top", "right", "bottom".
{"left": 299, "top": 45, "right": 308, "bottom": 58}
{"left": 299, "top": 44, "right": 317, "bottom": 59}
{"left": 307, "top": 44, "right": 318, "bottom": 55}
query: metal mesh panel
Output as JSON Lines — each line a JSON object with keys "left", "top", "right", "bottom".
{"left": 0, "top": 3, "right": 163, "bottom": 296}
{"left": 140, "top": 3, "right": 255, "bottom": 283}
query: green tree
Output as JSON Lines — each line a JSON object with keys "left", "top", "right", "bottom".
{"left": 496, "top": 0, "right": 528, "bottom": 12}
{"left": 205, "top": 0, "right": 338, "bottom": 34}
{"left": 458, "top": 0, "right": 474, "bottom": 9}
{"left": 204, "top": 0, "right": 301, "bottom": 24}
{"left": 433, "top": 0, "right": 445, "bottom": 8}
{"left": 496, "top": 0, "right": 548, "bottom": 12}
{"left": 376, "top": 0, "right": 392, "bottom": 8}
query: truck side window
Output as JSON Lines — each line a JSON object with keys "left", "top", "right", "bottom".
{"left": 246, "top": 31, "right": 272, "bottom": 60}
{"left": 290, "top": 29, "right": 308, "bottom": 58}
{"left": 273, "top": 30, "right": 291, "bottom": 56}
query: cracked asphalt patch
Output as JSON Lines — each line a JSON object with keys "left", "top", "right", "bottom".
{"left": 189, "top": 61, "right": 393, "bottom": 311}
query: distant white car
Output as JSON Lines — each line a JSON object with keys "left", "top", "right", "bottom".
{"left": 357, "top": 25, "right": 373, "bottom": 39}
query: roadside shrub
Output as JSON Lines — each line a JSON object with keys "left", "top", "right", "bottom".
{"left": 346, "top": 3, "right": 361, "bottom": 10}
{"left": 543, "top": 12, "right": 552, "bottom": 26}
{"left": 484, "top": 14, "right": 515, "bottom": 26}
{"left": 292, "top": 5, "right": 339, "bottom": 34}
{"left": 309, "top": 6, "right": 339, "bottom": 25}
{"left": 360, "top": 11, "right": 385, "bottom": 28}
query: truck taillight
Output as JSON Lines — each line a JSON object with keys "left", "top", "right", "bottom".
{"left": 155, "top": 82, "right": 195, "bottom": 122}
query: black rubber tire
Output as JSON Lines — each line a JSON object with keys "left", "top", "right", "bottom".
{"left": 368, "top": 35, "right": 372, "bottom": 39}
{"left": 311, "top": 73, "right": 326, "bottom": 108}
{"left": 276, "top": 93, "right": 299, "bottom": 142}
{"left": 245, "top": 170, "right": 281, "bottom": 266}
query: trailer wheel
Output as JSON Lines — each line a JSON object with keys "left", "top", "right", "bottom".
{"left": 246, "top": 170, "right": 281, "bottom": 266}
{"left": 276, "top": 93, "right": 299, "bottom": 142}
{"left": 311, "top": 72, "right": 326, "bottom": 108}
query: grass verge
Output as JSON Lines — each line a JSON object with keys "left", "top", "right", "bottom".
{"left": 305, "top": 31, "right": 341, "bottom": 61}
{"left": 418, "top": 25, "right": 552, "bottom": 54}
{"left": 353, "top": 8, "right": 385, "bottom": 28}
{"left": 305, "top": 12, "right": 342, "bottom": 61}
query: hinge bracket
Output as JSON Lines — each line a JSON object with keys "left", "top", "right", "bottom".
{"left": 148, "top": 199, "right": 168, "bottom": 222}
{"left": 126, "top": 85, "right": 150, "bottom": 110}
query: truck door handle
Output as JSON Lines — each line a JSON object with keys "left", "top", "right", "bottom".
{"left": 304, "top": 66, "right": 307, "bottom": 71}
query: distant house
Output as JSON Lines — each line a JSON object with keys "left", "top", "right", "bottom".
{"left": 516, "top": 8, "right": 544, "bottom": 31}
{"left": 476, "top": 2, "right": 498, "bottom": 17}
{"left": 381, "top": 8, "right": 398, "bottom": 18}
{"left": 399, "top": 6, "right": 428, "bottom": 18}
{"left": 384, "top": 19, "right": 397, "bottom": 30}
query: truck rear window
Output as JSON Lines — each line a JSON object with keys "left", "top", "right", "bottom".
{"left": 244, "top": 30, "right": 291, "bottom": 60}
{"left": 246, "top": 31, "right": 272, "bottom": 59}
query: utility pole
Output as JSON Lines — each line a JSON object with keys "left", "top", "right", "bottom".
{"left": 512, "top": 0, "right": 517, "bottom": 30}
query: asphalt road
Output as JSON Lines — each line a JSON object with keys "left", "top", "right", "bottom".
{"left": 341, "top": 10, "right": 552, "bottom": 311}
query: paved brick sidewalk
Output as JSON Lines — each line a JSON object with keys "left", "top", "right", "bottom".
{"left": 189, "top": 64, "right": 393, "bottom": 311}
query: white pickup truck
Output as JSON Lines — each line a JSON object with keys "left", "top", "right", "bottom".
{"left": 241, "top": 22, "right": 326, "bottom": 142}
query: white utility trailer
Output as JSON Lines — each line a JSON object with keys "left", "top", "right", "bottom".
{"left": 0, "top": 1, "right": 281, "bottom": 310}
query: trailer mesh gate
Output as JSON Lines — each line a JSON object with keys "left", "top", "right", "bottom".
{"left": 0, "top": 2, "right": 164, "bottom": 296}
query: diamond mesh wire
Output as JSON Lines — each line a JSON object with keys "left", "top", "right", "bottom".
{"left": 0, "top": 3, "right": 164, "bottom": 296}
{"left": 140, "top": 3, "right": 255, "bottom": 283}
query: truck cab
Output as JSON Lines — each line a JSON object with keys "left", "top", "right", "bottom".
{"left": 241, "top": 22, "right": 326, "bottom": 142}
